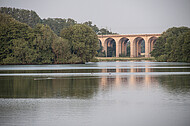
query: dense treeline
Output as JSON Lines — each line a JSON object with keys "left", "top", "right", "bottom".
{"left": 151, "top": 27, "right": 190, "bottom": 62}
{"left": 0, "top": 13, "right": 62, "bottom": 64}
{"left": 0, "top": 7, "right": 114, "bottom": 64}
{"left": 0, "top": 7, "right": 116, "bottom": 36}
{"left": 0, "top": 12, "right": 98, "bottom": 64}
{"left": 0, "top": 7, "right": 41, "bottom": 28}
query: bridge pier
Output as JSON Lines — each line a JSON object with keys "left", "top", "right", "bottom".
{"left": 145, "top": 36, "right": 150, "bottom": 58}
{"left": 115, "top": 38, "right": 120, "bottom": 57}
{"left": 129, "top": 38, "right": 135, "bottom": 58}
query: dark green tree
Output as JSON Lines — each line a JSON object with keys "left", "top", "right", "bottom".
{"left": 60, "top": 24, "right": 99, "bottom": 63}
{"left": 151, "top": 27, "right": 190, "bottom": 62}
{"left": 0, "top": 7, "right": 41, "bottom": 28}
{"left": 98, "top": 28, "right": 117, "bottom": 35}
{"left": 33, "top": 24, "right": 57, "bottom": 64}
{"left": 0, "top": 13, "right": 68, "bottom": 64}
{"left": 42, "top": 18, "right": 77, "bottom": 36}
{"left": 52, "top": 37, "right": 71, "bottom": 64}
{"left": 83, "top": 21, "right": 99, "bottom": 34}
{"left": 0, "top": 13, "right": 37, "bottom": 64}
{"left": 4, "top": 38, "right": 37, "bottom": 64}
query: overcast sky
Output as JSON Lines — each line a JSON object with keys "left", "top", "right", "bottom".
{"left": 0, "top": 0, "right": 190, "bottom": 34}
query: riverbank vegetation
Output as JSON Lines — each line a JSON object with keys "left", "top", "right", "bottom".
{"left": 0, "top": 7, "right": 111, "bottom": 64}
{"left": 0, "top": 12, "right": 99, "bottom": 64}
{"left": 151, "top": 27, "right": 190, "bottom": 62}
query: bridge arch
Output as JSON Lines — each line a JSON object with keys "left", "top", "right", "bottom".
{"left": 119, "top": 37, "right": 130, "bottom": 57}
{"left": 148, "top": 37, "right": 157, "bottom": 52}
{"left": 105, "top": 38, "right": 116, "bottom": 57}
{"left": 133, "top": 37, "right": 145, "bottom": 57}
{"left": 96, "top": 39, "right": 104, "bottom": 56}
{"left": 98, "top": 39, "right": 102, "bottom": 48}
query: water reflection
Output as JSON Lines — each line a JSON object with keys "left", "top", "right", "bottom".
{"left": 0, "top": 76, "right": 99, "bottom": 99}
{"left": 0, "top": 61, "right": 190, "bottom": 126}
{"left": 0, "top": 61, "right": 190, "bottom": 99}
{"left": 158, "top": 75, "right": 190, "bottom": 94}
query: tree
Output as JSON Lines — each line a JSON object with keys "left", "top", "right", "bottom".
{"left": 52, "top": 37, "right": 71, "bottom": 64}
{"left": 0, "top": 13, "right": 63, "bottom": 64}
{"left": 83, "top": 21, "right": 99, "bottom": 34}
{"left": 151, "top": 27, "right": 190, "bottom": 62}
{"left": 0, "top": 7, "right": 41, "bottom": 28}
{"left": 181, "top": 31, "right": 190, "bottom": 62}
{"left": 0, "top": 13, "right": 37, "bottom": 64}
{"left": 3, "top": 38, "right": 36, "bottom": 64}
{"left": 98, "top": 28, "right": 117, "bottom": 35}
{"left": 60, "top": 24, "right": 99, "bottom": 63}
{"left": 33, "top": 24, "right": 57, "bottom": 64}
{"left": 42, "top": 18, "right": 69, "bottom": 36}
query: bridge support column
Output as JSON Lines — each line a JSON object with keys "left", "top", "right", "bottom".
{"left": 144, "top": 37, "right": 150, "bottom": 58}
{"left": 129, "top": 38, "right": 135, "bottom": 57}
{"left": 115, "top": 38, "right": 120, "bottom": 57}
{"left": 98, "top": 37, "right": 107, "bottom": 56}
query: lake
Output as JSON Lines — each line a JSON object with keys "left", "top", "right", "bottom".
{"left": 0, "top": 61, "right": 190, "bottom": 126}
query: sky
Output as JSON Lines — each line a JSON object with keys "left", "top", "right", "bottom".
{"left": 0, "top": 0, "right": 190, "bottom": 34}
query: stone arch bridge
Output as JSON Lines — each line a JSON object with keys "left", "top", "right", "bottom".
{"left": 98, "top": 34, "right": 161, "bottom": 57}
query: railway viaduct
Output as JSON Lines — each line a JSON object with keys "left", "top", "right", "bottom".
{"left": 98, "top": 34, "right": 161, "bottom": 58}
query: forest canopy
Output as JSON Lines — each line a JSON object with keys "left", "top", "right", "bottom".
{"left": 0, "top": 8, "right": 99, "bottom": 64}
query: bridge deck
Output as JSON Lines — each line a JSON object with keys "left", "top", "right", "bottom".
{"left": 98, "top": 34, "right": 161, "bottom": 38}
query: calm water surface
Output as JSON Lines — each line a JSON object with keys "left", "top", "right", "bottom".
{"left": 0, "top": 61, "right": 190, "bottom": 126}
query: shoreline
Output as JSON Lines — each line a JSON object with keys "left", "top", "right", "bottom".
{"left": 0, "top": 57, "right": 155, "bottom": 65}
{"left": 96, "top": 57, "right": 155, "bottom": 62}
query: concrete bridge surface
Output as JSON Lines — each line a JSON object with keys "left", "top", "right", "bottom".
{"left": 98, "top": 34, "right": 161, "bottom": 57}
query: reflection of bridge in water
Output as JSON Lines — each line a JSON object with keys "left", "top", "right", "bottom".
{"left": 98, "top": 34, "right": 161, "bottom": 57}
{"left": 100, "top": 63, "right": 158, "bottom": 87}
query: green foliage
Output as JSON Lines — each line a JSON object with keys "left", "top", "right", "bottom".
{"left": 96, "top": 40, "right": 106, "bottom": 57}
{"left": 0, "top": 7, "right": 117, "bottom": 64}
{"left": 3, "top": 38, "right": 37, "bottom": 64}
{"left": 83, "top": 21, "right": 99, "bottom": 34}
{"left": 52, "top": 37, "right": 71, "bottom": 63}
{"left": 97, "top": 28, "right": 117, "bottom": 35}
{"left": 60, "top": 24, "right": 99, "bottom": 63}
{"left": 42, "top": 18, "right": 77, "bottom": 36}
{"left": 97, "top": 51, "right": 106, "bottom": 57}
{"left": 0, "top": 13, "right": 72, "bottom": 64}
{"left": 33, "top": 24, "right": 56, "bottom": 64}
{"left": 0, "top": 7, "right": 41, "bottom": 28}
{"left": 0, "top": 13, "right": 37, "bottom": 64}
{"left": 151, "top": 27, "right": 190, "bottom": 62}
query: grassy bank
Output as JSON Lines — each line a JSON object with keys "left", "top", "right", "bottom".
{"left": 96, "top": 57, "right": 155, "bottom": 62}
